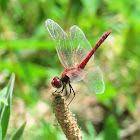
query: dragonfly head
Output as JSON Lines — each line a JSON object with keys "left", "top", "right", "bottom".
{"left": 51, "top": 76, "right": 62, "bottom": 88}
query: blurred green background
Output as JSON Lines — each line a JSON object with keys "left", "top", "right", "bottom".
{"left": 0, "top": 0, "right": 140, "bottom": 139}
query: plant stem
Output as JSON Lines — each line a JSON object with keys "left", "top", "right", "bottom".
{"left": 52, "top": 92, "right": 83, "bottom": 140}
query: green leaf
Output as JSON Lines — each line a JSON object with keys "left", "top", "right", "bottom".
{"left": 0, "top": 73, "right": 15, "bottom": 140}
{"left": 10, "top": 121, "right": 26, "bottom": 140}
{"left": 0, "top": 98, "right": 8, "bottom": 106}
{"left": 0, "top": 124, "right": 2, "bottom": 140}
{"left": 85, "top": 121, "right": 96, "bottom": 139}
{"left": 0, "top": 0, "right": 10, "bottom": 11}
{"left": 0, "top": 87, "right": 8, "bottom": 109}
{"left": 0, "top": 40, "right": 54, "bottom": 49}
{"left": 81, "top": 0, "right": 99, "bottom": 15}
{"left": 104, "top": 116, "right": 120, "bottom": 140}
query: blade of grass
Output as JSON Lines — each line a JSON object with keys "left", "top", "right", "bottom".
{"left": 10, "top": 121, "right": 26, "bottom": 140}
{"left": 0, "top": 73, "right": 15, "bottom": 140}
{"left": 85, "top": 121, "right": 96, "bottom": 139}
{"left": 0, "top": 87, "right": 8, "bottom": 107}
{"left": 0, "top": 124, "right": 2, "bottom": 140}
{"left": 104, "top": 116, "right": 120, "bottom": 140}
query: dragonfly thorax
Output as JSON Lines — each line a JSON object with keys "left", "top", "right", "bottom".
{"left": 51, "top": 76, "right": 62, "bottom": 88}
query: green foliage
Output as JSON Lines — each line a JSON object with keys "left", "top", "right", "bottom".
{"left": 40, "top": 119, "right": 64, "bottom": 140}
{"left": 83, "top": 120, "right": 118, "bottom": 140}
{"left": 0, "top": 74, "right": 15, "bottom": 139}
{"left": 0, "top": 0, "right": 140, "bottom": 139}
{"left": 0, "top": 88, "right": 8, "bottom": 106}
{"left": 104, "top": 116, "right": 120, "bottom": 140}
{"left": 10, "top": 122, "right": 26, "bottom": 140}
{"left": 96, "top": 82, "right": 117, "bottom": 105}
{"left": 83, "top": 121, "right": 97, "bottom": 140}
{"left": 0, "top": 0, "right": 10, "bottom": 11}
{"left": 26, "top": 119, "right": 66, "bottom": 140}
{"left": 0, "top": 74, "right": 26, "bottom": 140}
{"left": 0, "top": 124, "right": 2, "bottom": 140}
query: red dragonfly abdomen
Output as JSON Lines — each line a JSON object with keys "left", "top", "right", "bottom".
{"left": 78, "top": 30, "right": 112, "bottom": 69}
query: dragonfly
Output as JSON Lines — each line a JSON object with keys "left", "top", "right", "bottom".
{"left": 45, "top": 19, "right": 111, "bottom": 104}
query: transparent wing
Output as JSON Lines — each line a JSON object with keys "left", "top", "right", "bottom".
{"left": 45, "top": 19, "right": 73, "bottom": 68}
{"left": 69, "top": 25, "right": 94, "bottom": 67}
{"left": 65, "top": 66, "right": 104, "bottom": 94}
{"left": 64, "top": 68, "right": 85, "bottom": 83}
{"left": 83, "top": 66, "right": 105, "bottom": 94}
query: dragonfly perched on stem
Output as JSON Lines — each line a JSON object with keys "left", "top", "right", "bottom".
{"left": 45, "top": 19, "right": 111, "bottom": 105}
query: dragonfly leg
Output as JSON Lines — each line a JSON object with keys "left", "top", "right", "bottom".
{"left": 66, "top": 84, "right": 71, "bottom": 101}
{"left": 62, "top": 84, "right": 68, "bottom": 97}
{"left": 57, "top": 84, "right": 65, "bottom": 93}
{"left": 52, "top": 84, "right": 65, "bottom": 95}
{"left": 67, "top": 83, "right": 75, "bottom": 106}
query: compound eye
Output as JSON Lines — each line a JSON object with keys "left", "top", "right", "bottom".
{"left": 51, "top": 76, "right": 62, "bottom": 88}
{"left": 51, "top": 80, "right": 55, "bottom": 88}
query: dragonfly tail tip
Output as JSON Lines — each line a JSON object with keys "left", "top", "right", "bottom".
{"left": 108, "top": 30, "right": 112, "bottom": 34}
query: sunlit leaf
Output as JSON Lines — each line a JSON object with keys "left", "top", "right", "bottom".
{"left": 0, "top": 98, "right": 8, "bottom": 106}
{"left": 0, "top": 88, "right": 8, "bottom": 106}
